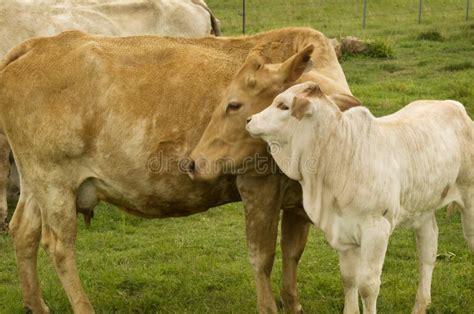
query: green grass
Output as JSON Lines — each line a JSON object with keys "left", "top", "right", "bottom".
{"left": 417, "top": 30, "right": 445, "bottom": 41}
{"left": 1, "top": 0, "right": 473, "bottom": 313}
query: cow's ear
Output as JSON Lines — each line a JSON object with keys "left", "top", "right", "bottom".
{"left": 279, "top": 45, "right": 314, "bottom": 84}
{"left": 244, "top": 52, "right": 265, "bottom": 72}
{"left": 291, "top": 96, "right": 312, "bottom": 120}
{"left": 328, "top": 94, "right": 362, "bottom": 111}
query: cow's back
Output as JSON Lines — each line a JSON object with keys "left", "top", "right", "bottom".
{"left": 0, "top": 31, "right": 245, "bottom": 216}
{"left": 0, "top": 27, "right": 341, "bottom": 216}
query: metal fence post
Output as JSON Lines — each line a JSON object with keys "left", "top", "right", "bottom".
{"left": 362, "top": 0, "right": 367, "bottom": 28}
{"left": 418, "top": 0, "right": 423, "bottom": 24}
{"left": 467, "top": 0, "right": 471, "bottom": 21}
{"left": 242, "top": 0, "right": 246, "bottom": 34}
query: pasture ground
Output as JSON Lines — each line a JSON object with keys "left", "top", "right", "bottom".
{"left": 1, "top": 0, "right": 473, "bottom": 313}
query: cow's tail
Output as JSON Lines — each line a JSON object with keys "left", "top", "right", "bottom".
{"left": 210, "top": 14, "right": 221, "bottom": 36}
{"left": 191, "top": 0, "right": 221, "bottom": 36}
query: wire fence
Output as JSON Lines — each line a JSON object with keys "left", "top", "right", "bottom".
{"left": 208, "top": 0, "right": 472, "bottom": 37}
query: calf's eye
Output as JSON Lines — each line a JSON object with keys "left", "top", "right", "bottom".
{"left": 226, "top": 102, "right": 242, "bottom": 113}
{"left": 277, "top": 103, "right": 289, "bottom": 110}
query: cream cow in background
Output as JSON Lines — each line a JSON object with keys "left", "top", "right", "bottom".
{"left": 0, "top": 0, "right": 220, "bottom": 231}
{"left": 247, "top": 82, "right": 474, "bottom": 313}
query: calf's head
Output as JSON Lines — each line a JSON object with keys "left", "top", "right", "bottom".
{"left": 246, "top": 82, "right": 361, "bottom": 180}
{"left": 188, "top": 45, "right": 316, "bottom": 180}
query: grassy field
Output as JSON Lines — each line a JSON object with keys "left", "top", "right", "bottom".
{"left": 1, "top": 0, "right": 473, "bottom": 313}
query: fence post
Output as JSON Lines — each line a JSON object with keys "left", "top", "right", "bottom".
{"left": 467, "top": 0, "right": 471, "bottom": 21}
{"left": 362, "top": 0, "right": 367, "bottom": 28}
{"left": 242, "top": 0, "right": 246, "bottom": 34}
{"left": 418, "top": 0, "right": 423, "bottom": 24}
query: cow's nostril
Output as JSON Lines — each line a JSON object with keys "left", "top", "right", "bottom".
{"left": 246, "top": 117, "right": 252, "bottom": 124}
{"left": 188, "top": 160, "right": 195, "bottom": 172}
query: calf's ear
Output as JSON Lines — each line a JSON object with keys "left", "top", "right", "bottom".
{"left": 291, "top": 96, "right": 312, "bottom": 120}
{"left": 328, "top": 94, "right": 362, "bottom": 111}
{"left": 279, "top": 45, "right": 315, "bottom": 84}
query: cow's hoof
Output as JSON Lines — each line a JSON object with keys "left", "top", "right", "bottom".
{"left": 23, "top": 303, "right": 50, "bottom": 314}
{"left": 280, "top": 295, "right": 304, "bottom": 314}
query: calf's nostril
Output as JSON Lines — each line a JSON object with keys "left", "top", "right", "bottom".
{"left": 246, "top": 117, "right": 252, "bottom": 124}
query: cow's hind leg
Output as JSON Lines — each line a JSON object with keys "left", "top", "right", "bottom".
{"left": 412, "top": 214, "right": 438, "bottom": 314}
{"left": 280, "top": 209, "right": 310, "bottom": 314}
{"left": 35, "top": 184, "right": 94, "bottom": 313}
{"left": 0, "top": 134, "right": 10, "bottom": 232}
{"left": 237, "top": 175, "right": 283, "bottom": 314}
{"left": 9, "top": 189, "right": 49, "bottom": 313}
{"left": 358, "top": 218, "right": 390, "bottom": 314}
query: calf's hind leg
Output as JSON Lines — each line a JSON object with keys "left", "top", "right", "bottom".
{"left": 412, "top": 214, "right": 438, "bottom": 314}
{"left": 9, "top": 189, "right": 49, "bottom": 313}
{"left": 35, "top": 184, "right": 94, "bottom": 313}
{"left": 460, "top": 187, "right": 474, "bottom": 251}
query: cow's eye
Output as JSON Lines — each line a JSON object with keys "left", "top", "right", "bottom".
{"left": 277, "top": 103, "right": 289, "bottom": 110}
{"left": 226, "top": 102, "right": 242, "bottom": 113}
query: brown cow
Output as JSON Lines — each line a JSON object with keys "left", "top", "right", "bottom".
{"left": 188, "top": 29, "right": 358, "bottom": 314}
{"left": 0, "top": 28, "right": 354, "bottom": 313}
{"left": 0, "top": 0, "right": 221, "bottom": 232}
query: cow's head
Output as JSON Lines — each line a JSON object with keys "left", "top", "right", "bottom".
{"left": 188, "top": 45, "right": 316, "bottom": 180}
{"left": 246, "top": 82, "right": 361, "bottom": 180}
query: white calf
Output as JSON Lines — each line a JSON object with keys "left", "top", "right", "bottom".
{"left": 247, "top": 82, "right": 474, "bottom": 314}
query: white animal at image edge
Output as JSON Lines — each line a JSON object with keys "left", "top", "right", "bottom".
{"left": 247, "top": 82, "right": 474, "bottom": 314}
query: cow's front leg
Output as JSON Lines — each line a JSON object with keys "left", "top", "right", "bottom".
{"left": 280, "top": 209, "right": 310, "bottom": 314}
{"left": 237, "top": 174, "right": 283, "bottom": 314}
{"left": 36, "top": 184, "right": 94, "bottom": 313}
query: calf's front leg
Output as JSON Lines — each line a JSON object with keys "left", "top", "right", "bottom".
{"left": 237, "top": 174, "right": 283, "bottom": 314}
{"left": 358, "top": 218, "right": 390, "bottom": 314}
{"left": 338, "top": 248, "right": 361, "bottom": 314}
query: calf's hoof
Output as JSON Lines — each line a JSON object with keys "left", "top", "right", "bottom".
{"left": 412, "top": 302, "right": 429, "bottom": 314}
